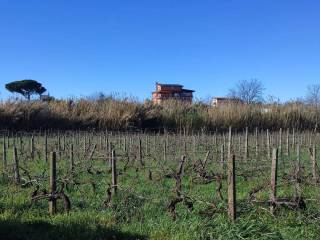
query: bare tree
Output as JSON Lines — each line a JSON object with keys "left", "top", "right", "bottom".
{"left": 228, "top": 79, "right": 264, "bottom": 104}
{"left": 306, "top": 84, "right": 320, "bottom": 108}
{"left": 306, "top": 84, "right": 320, "bottom": 131}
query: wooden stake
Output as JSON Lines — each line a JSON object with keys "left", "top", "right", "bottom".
{"left": 267, "top": 129, "right": 271, "bottom": 159}
{"left": 2, "top": 136, "right": 7, "bottom": 173}
{"left": 139, "top": 138, "right": 144, "bottom": 166}
{"left": 311, "top": 145, "right": 318, "bottom": 184}
{"left": 286, "top": 129, "right": 290, "bottom": 156}
{"left": 70, "top": 144, "right": 74, "bottom": 174}
{"left": 279, "top": 129, "right": 282, "bottom": 157}
{"left": 255, "top": 127, "right": 258, "bottom": 158}
{"left": 220, "top": 144, "right": 225, "bottom": 173}
{"left": 49, "top": 152, "right": 57, "bottom": 215}
{"left": 294, "top": 145, "right": 301, "bottom": 198}
{"left": 111, "top": 149, "right": 117, "bottom": 195}
{"left": 244, "top": 127, "right": 248, "bottom": 162}
{"left": 44, "top": 132, "right": 48, "bottom": 163}
{"left": 163, "top": 140, "right": 167, "bottom": 162}
{"left": 227, "top": 154, "right": 236, "bottom": 221}
{"left": 227, "top": 126, "right": 232, "bottom": 159}
{"left": 30, "top": 135, "right": 34, "bottom": 160}
{"left": 270, "top": 148, "right": 278, "bottom": 214}
{"left": 13, "top": 146, "right": 20, "bottom": 185}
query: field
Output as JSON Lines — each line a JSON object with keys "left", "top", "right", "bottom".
{"left": 1, "top": 129, "right": 320, "bottom": 240}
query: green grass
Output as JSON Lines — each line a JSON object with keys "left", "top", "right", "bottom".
{"left": 0, "top": 134, "right": 320, "bottom": 240}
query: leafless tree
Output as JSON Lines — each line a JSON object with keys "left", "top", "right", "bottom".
{"left": 306, "top": 84, "right": 320, "bottom": 108}
{"left": 228, "top": 79, "right": 264, "bottom": 104}
{"left": 306, "top": 84, "right": 320, "bottom": 131}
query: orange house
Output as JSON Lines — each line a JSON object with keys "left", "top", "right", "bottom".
{"left": 152, "top": 82, "right": 194, "bottom": 104}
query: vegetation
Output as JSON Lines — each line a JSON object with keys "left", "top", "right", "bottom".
{"left": 228, "top": 78, "right": 265, "bottom": 104}
{"left": 0, "top": 97, "right": 318, "bottom": 131}
{"left": 5, "top": 79, "right": 47, "bottom": 100}
{"left": 0, "top": 130, "right": 319, "bottom": 239}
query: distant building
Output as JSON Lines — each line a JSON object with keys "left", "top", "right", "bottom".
{"left": 152, "top": 82, "right": 194, "bottom": 104}
{"left": 212, "top": 97, "right": 243, "bottom": 107}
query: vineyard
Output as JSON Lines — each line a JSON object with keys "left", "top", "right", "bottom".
{"left": 1, "top": 128, "right": 320, "bottom": 239}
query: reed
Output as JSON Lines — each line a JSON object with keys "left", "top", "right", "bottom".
{"left": 0, "top": 98, "right": 318, "bottom": 131}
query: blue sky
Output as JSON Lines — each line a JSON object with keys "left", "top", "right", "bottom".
{"left": 0, "top": 0, "right": 319, "bottom": 101}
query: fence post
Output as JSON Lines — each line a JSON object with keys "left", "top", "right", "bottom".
{"left": 255, "top": 127, "right": 259, "bottom": 158}
{"left": 267, "top": 129, "right": 271, "bottom": 159}
{"left": 2, "top": 136, "right": 7, "bottom": 174}
{"left": 220, "top": 144, "right": 225, "bottom": 173}
{"left": 286, "top": 129, "right": 290, "bottom": 156}
{"left": 244, "top": 127, "right": 248, "bottom": 162}
{"left": 13, "top": 146, "right": 20, "bottom": 184}
{"left": 227, "top": 154, "right": 236, "bottom": 221}
{"left": 311, "top": 145, "right": 318, "bottom": 185}
{"left": 292, "top": 129, "right": 295, "bottom": 149}
{"left": 49, "top": 152, "right": 57, "bottom": 215}
{"left": 163, "top": 140, "right": 167, "bottom": 162}
{"left": 294, "top": 145, "right": 301, "bottom": 198}
{"left": 111, "top": 149, "right": 117, "bottom": 195}
{"left": 70, "top": 144, "right": 74, "bottom": 174}
{"left": 58, "top": 135, "right": 61, "bottom": 160}
{"left": 30, "top": 135, "right": 35, "bottom": 160}
{"left": 145, "top": 135, "right": 149, "bottom": 157}
{"left": 45, "top": 132, "right": 48, "bottom": 163}
{"left": 279, "top": 129, "right": 282, "bottom": 158}
{"left": 228, "top": 126, "right": 232, "bottom": 159}
{"left": 139, "top": 138, "right": 144, "bottom": 166}
{"left": 270, "top": 148, "right": 278, "bottom": 214}
{"left": 123, "top": 137, "right": 127, "bottom": 153}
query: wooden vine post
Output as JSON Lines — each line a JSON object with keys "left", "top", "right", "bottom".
{"left": 139, "top": 138, "right": 144, "bottom": 166}
{"left": 228, "top": 126, "right": 232, "bottom": 159}
{"left": 278, "top": 129, "right": 282, "bottom": 158}
{"left": 270, "top": 148, "right": 278, "bottom": 214}
{"left": 292, "top": 129, "right": 295, "bottom": 150}
{"left": 13, "top": 146, "right": 20, "bottom": 185}
{"left": 310, "top": 145, "right": 318, "bottom": 185}
{"left": 2, "top": 136, "right": 7, "bottom": 174}
{"left": 176, "top": 155, "right": 186, "bottom": 196}
{"left": 70, "top": 144, "right": 74, "bottom": 174}
{"left": 163, "top": 140, "right": 167, "bottom": 162}
{"left": 267, "top": 129, "right": 271, "bottom": 159}
{"left": 49, "top": 152, "right": 57, "bottom": 215}
{"left": 294, "top": 145, "right": 301, "bottom": 198}
{"left": 44, "top": 132, "right": 48, "bottom": 163}
{"left": 227, "top": 154, "right": 236, "bottom": 221}
{"left": 255, "top": 127, "right": 259, "bottom": 158}
{"left": 31, "top": 135, "right": 35, "bottom": 160}
{"left": 111, "top": 149, "right": 117, "bottom": 195}
{"left": 220, "top": 144, "right": 225, "bottom": 173}
{"left": 244, "top": 127, "right": 248, "bottom": 162}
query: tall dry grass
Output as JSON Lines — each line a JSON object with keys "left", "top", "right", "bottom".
{"left": 0, "top": 98, "right": 318, "bottom": 131}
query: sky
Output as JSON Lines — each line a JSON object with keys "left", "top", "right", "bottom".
{"left": 0, "top": 0, "right": 319, "bottom": 102}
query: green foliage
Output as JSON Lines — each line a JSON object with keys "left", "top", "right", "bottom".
{"left": 5, "top": 79, "right": 47, "bottom": 100}
{"left": 111, "top": 191, "right": 146, "bottom": 223}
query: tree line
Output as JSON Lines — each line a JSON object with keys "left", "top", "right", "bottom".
{"left": 4, "top": 78, "right": 320, "bottom": 109}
